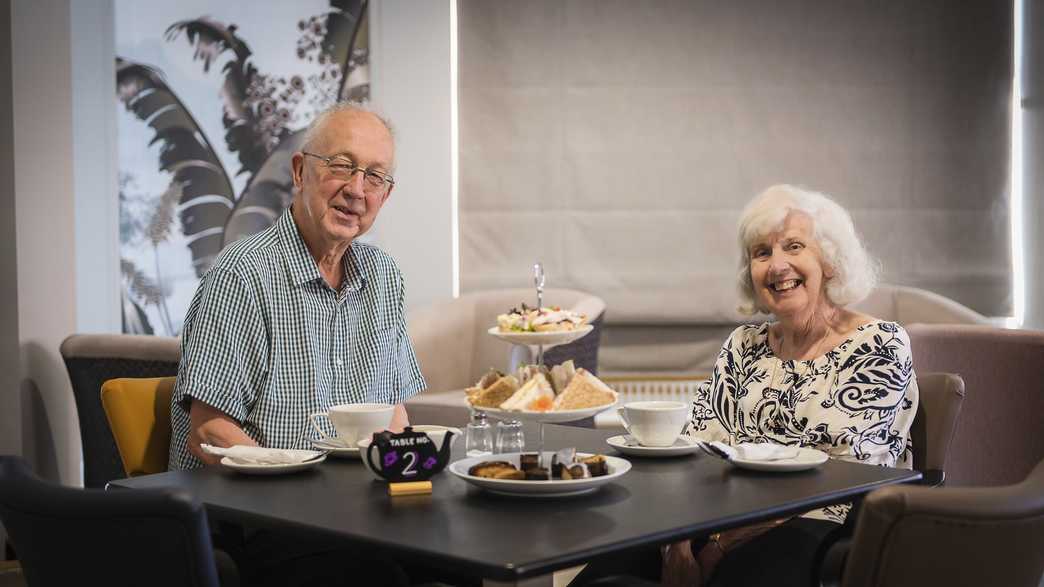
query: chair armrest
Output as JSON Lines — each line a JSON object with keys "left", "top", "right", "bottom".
{"left": 917, "top": 469, "right": 945, "bottom": 487}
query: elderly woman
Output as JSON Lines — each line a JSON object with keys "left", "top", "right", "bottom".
{"left": 574, "top": 185, "right": 918, "bottom": 587}
{"left": 661, "top": 184, "right": 919, "bottom": 587}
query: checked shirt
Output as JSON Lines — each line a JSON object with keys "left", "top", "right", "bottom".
{"left": 169, "top": 209, "right": 426, "bottom": 470}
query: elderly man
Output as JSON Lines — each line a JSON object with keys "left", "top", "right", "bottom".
{"left": 169, "top": 102, "right": 425, "bottom": 470}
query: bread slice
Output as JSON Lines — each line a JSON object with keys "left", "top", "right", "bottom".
{"left": 469, "top": 375, "right": 520, "bottom": 408}
{"left": 551, "top": 369, "right": 618, "bottom": 411}
{"left": 500, "top": 373, "right": 555, "bottom": 412}
{"left": 549, "top": 360, "right": 576, "bottom": 394}
{"left": 468, "top": 461, "right": 516, "bottom": 477}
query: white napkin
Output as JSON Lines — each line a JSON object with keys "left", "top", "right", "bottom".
{"left": 201, "top": 444, "right": 317, "bottom": 465}
{"left": 709, "top": 442, "right": 800, "bottom": 461}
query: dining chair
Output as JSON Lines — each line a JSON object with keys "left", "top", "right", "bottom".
{"left": 906, "top": 324, "right": 1044, "bottom": 487}
{"left": 820, "top": 456, "right": 1044, "bottom": 587}
{"left": 60, "top": 333, "right": 181, "bottom": 487}
{"left": 908, "top": 372, "right": 964, "bottom": 487}
{"left": 101, "top": 376, "right": 176, "bottom": 476}
{"left": 0, "top": 455, "right": 220, "bottom": 587}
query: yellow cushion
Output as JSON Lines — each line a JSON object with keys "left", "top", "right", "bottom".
{"left": 100, "top": 377, "right": 175, "bottom": 476}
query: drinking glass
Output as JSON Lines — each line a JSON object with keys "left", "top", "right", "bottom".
{"left": 495, "top": 419, "right": 525, "bottom": 454}
{"left": 465, "top": 411, "right": 494, "bottom": 457}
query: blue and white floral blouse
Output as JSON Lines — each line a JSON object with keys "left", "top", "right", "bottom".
{"left": 688, "top": 320, "right": 918, "bottom": 523}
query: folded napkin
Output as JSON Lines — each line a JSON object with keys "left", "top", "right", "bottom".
{"left": 709, "top": 441, "right": 800, "bottom": 461}
{"left": 201, "top": 444, "right": 317, "bottom": 465}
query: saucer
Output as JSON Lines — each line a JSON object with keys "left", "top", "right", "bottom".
{"left": 606, "top": 435, "right": 701, "bottom": 457}
{"left": 220, "top": 450, "right": 327, "bottom": 475}
{"left": 729, "top": 447, "right": 829, "bottom": 472}
{"left": 310, "top": 438, "right": 360, "bottom": 459}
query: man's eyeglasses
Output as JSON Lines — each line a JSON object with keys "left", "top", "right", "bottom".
{"left": 302, "top": 152, "right": 395, "bottom": 193}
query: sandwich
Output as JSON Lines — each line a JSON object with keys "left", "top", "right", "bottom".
{"left": 500, "top": 373, "right": 556, "bottom": 412}
{"left": 466, "top": 369, "right": 520, "bottom": 409}
{"left": 551, "top": 368, "right": 618, "bottom": 411}
{"left": 549, "top": 360, "right": 577, "bottom": 394}
{"left": 497, "top": 303, "right": 587, "bottom": 332}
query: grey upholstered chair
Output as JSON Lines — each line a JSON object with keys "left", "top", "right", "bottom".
{"left": 821, "top": 457, "right": 1044, "bottom": 587}
{"left": 0, "top": 455, "right": 221, "bottom": 587}
{"left": 906, "top": 324, "right": 1044, "bottom": 487}
{"left": 909, "top": 372, "right": 965, "bottom": 487}
{"left": 59, "top": 334, "right": 181, "bottom": 487}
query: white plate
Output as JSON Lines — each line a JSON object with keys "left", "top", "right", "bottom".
{"left": 448, "top": 451, "right": 631, "bottom": 497}
{"left": 606, "top": 435, "right": 701, "bottom": 458}
{"left": 220, "top": 450, "right": 327, "bottom": 475}
{"left": 486, "top": 325, "right": 594, "bottom": 347}
{"left": 310, "top": 438, "right": 360, "bottom": 459}
{"left": 480, "top": 400, "right": 616, "bottom": 424}
{"left": 729, "top": 448, "right": 829, "bottom": 472}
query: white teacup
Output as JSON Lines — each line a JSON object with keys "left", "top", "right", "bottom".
{"left": 616, "top": 401, "right": 689, "bottom": 447}
{"left": 309, "top": 403, "right": 395, "bottom": 447}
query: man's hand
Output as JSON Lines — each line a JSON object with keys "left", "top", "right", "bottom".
{"left": 390, "top": 404, "right": 410, "bottom": 432}
{"left": 187, "top": 399, "right": 258, "bottom": 465}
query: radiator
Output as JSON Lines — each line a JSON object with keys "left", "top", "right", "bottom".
{"left": 595, "top": 376, "right": 705, "bottom": 429}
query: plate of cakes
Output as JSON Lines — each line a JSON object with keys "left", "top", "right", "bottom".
{"left": 466, "top": 361, "right": 618, "bottom": 423}
{"left": 448, "top": 448, "right": 631, "bottom": 497}
{"left": 487, "top": 304, "right": 593, "bottom": 346}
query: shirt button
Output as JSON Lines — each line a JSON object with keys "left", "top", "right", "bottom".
{"left": 334, "top": 358, "right": 344, "bottom": 366}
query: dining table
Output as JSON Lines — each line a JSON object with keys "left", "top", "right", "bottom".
{"left": 110, "top": 424, "right": 920, "bottom": 586}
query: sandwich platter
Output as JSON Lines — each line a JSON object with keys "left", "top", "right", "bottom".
{"left": 467, "top": 361, "right": 619, "bottom": 423}
{"left": 486, "top": 324, "right": 593, "bottom": 347}
{"left": 481, "top": 401, "right": 617, "bottom": 424}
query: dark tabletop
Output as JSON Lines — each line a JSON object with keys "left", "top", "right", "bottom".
{"left": 110, "top": 425, "right": 920, "bottom": 581}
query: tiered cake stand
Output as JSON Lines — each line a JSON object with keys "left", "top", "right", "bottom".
{"left": 485, "top": 324, "right": 614, "bottom": 470}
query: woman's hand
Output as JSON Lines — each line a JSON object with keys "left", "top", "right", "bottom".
{"left": 685, "top": 518, "right": 789, "bottom": 584}
{"left": 661, "top": 540, "right": 702, "bottom": 587}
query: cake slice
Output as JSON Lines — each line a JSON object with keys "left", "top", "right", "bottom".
{"left": 469, "top": 374, "right": 520, "bottom": 408}
{"left": 500, "top": 373, "right": 555, "bottom": 412}
{"left": 551, "top": 369, "right": 618, "bottom": 411}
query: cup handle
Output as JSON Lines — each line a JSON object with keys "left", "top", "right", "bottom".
{"left": 308, "top": 413, "right": 333, "bottom": 442}
{"left": 616, "top": 407, "right": 631, "bottom": 433}
{"left": 365, "top": 442, "right": 385, "bottom": 479}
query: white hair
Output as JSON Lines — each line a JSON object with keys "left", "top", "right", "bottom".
{"left": 736, "top": 184, "right": 879, "bottom": 315}
{"left": 300, "top": 101, "right": 396, "bottom": 164}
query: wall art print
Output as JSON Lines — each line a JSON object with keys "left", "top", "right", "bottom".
{"left": 117, "top": 0, "right": 369, "bottom": 335}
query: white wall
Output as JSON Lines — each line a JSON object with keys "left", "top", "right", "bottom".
{"left": 4, "top": 0, "right": 118, "bottom": 486}
{"left": 71, "top": 0, "right": 120, "bottom": 334}
{"left": 11, "top": 0, "right": 80, "bottom": 485}
{"left": 368, "top": 0, "right": 457, "bottom": 310}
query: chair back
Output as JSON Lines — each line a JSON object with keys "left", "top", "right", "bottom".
{"left": 851, "top": 284, "right": 989, "bottom": 325}
{"left": 907, "top": 324, "right": 1044, "bottom": 486}
{"left": 101, "top": 377, "right": 176, "bottom": 476}
{"left": 0, "top": 456, "right": 219, "bottom": 587}
{"left": 842, "top": 457, "right": 1044, "bottom": 587}
{"left": 909, "top": 373, "right": 964, "bottom": 486}
{"left": 59, "top": 334, "right": 181, "bottom": 487}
